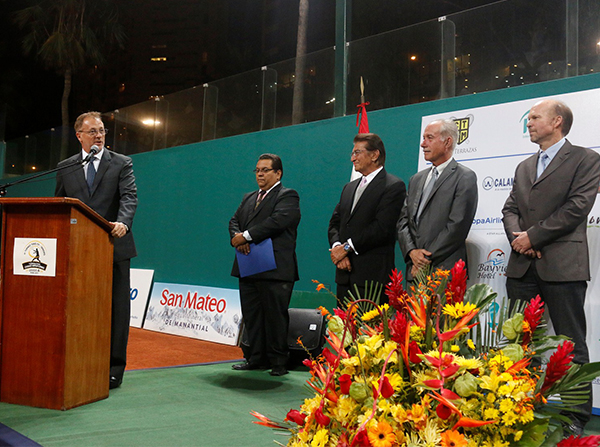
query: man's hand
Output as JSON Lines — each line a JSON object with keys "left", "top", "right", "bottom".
{"left": 411, "top": 264, "right": 420, "bottom": 278}
{"left": 236, "top": 243, "right": 250, "bottom": 255}
{"left": 330, "top": 244, "right": 348, "bottom": 265}
{"left": 409, "top": 248, "right": 432, "bottom": 270}
{"left": 231, "top": 233, "right": 247, "bottom": 248}
{"left": 336, "top": 257, "right": 352, "bottom": 272}
{"left": 511, "top": 231, "right": 533, "bottom": 254}
{"left": 111, "top": 222, "right": 127, "bottom": 238}
{"left": 523, "top": 248, "right": 542, "bottom": 259}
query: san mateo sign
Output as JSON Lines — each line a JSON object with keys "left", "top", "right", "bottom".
{"left": 143, "top": 282, "right": 242, "bottom": 346}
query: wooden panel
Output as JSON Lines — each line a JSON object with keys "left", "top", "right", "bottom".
{"left": 64, "top": 207, "right": 113, "bottom": 408}
{"left": 0, "top": 206, "right": 70, "bottom": 409}
{"left": 0, "top": 199, "right": 114, "bottom": 410}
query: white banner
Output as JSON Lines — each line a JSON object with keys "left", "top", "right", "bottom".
{"left": 143, "top": 282, "right": 242, "bottom": 346}
{"left": 130, "top": 268, "right": 154, "bottom": 328}
{"left": 13, "top": 238, "right": 57, "bottom": 276}
{"left": 421, "top": 88, "right": 600, "bottom": 410}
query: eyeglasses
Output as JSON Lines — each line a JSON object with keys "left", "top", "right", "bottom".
{"left": 78, "top": 129, "right": 109, "bottom": 136}
{"left": 351, "top": 149, "right": 366, "bottom": 157}
{"left": 253, "top": 168, "right": 274, "bottom": 174}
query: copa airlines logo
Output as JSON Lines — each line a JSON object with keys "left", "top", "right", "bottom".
{"left": 476, "top": 248, "right": 507, "bottom": 280}
{"left": 482, "top": 176, "right": 513, "bottom": 191}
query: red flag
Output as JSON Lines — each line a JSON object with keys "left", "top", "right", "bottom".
{"left": 356, "top": 102, "right": 370, "bottom": 134}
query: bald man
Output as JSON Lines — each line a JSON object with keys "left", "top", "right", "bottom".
{"left": 502, "top": 99, "right": 600, "bottom": 436}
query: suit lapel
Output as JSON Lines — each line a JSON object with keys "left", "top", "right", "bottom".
{"left": 248, "top": 183, "right": 281, "bottom": 224}
{"left": 72, "top": 154, "right": 90, "bottom": 198}
{"left": 419, "top": 159, "right": 458, "bottom": 213}
{"left": 350, "top": 169, "right": 385, "bottom": 217}
{"left": 534, "top": 140, "right": 571, "bottom": 185}
{"left": 89, "top": 150, "right": 112, "bottom": 197}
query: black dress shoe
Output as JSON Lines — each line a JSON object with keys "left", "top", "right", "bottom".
{"left": 269, "top": 366, "right": 288, "bottom": 376}
{"left": 109, "top": 376, "right": 122, "bottom": 389}
{"left": 232, "top": 362, "right": 262, "bottom": 371}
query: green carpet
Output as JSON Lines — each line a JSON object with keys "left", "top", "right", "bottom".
{"left": 2, "top": 361, "right": 600, "bottom": 446}
{"left": 0, "top": 362, "right": 308, "bottom": 446}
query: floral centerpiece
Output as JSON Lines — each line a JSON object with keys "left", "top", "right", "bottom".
{"left": 252, "top": 261, "right": 600, "bottom": 446}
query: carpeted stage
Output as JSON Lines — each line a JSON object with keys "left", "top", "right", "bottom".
{"left": 0, "top": 328, "right": 310, "bottom": 446}
{"left": 1, "top": 328, "right": 600, "bottom": 446}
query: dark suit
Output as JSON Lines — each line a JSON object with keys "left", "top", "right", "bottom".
{"left": 328, "top": 169, "right": 406, "bottom": 301}
{"left": 56, "top": 149, "right": 137, "bottom": 381}
{"left": 397, "top": 158, "right": 478, "bottom": 281}
{"left": 230, "top": 183, "right": 300, "bottom": 367}
{"left": 502, "top": 139, "right": 600, "bottom": 426}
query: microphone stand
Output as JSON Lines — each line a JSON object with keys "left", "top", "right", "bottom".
{"left": 0, "top": 148, "right": 97, "bottom": 197}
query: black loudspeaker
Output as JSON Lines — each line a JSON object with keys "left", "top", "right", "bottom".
{"left": 237, "top": 308, "right": 327, "bottom": 366}
{"left": 287, "top": 308, "right": 327, "bottom": 365}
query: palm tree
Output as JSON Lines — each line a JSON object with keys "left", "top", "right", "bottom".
{"left": 13, "top": 0, "right": 125, "bottom": 160}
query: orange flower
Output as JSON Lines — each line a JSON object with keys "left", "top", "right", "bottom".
{"left": 440, "top": 429, "right": 468, "bottom": 447}
{"left": 367, "top": 420, "right": 396, "bottom": 447}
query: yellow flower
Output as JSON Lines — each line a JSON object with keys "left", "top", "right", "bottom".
{"left": 450, "top": 345, "right": 460, "bottom": 352}
{"left": 501, "top": 411, "right": 518, "bottom": 426}
{"left": 467, "top": 339, "right": 476, "bottom": 350}
{"left": 499, "top": 398, "right": 515, "bottom": 413}
{"left": 441, "top": 429, "right": 468, "bottom": 447}
{"left": 311, "top": 428, "right": 329, "bottom": 447}
{"left": 361, "top": 304, "right": 389, "bottom": 322}
{"left": 367, "top": 419, "right": 396, "bottom": 447}
{"left": 514, "top": 430, "right": 523, "bottom": 441}
{"left": 484, "top": 407, "right": 500, "bottom": 420}
{"left": 442, "top": 301, "right": 477, "bottom": 319}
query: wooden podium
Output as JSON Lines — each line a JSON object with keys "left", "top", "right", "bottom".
{"left": 0, "top": 198, "right": 114, "bottom": 410}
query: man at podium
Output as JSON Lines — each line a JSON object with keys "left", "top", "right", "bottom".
{"left": 55, "top": 111, "right": 138, "bottom": 390}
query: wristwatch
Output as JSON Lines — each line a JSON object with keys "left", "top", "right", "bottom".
{"left": 343, "top": 242, "right": 351, "bottom": 252}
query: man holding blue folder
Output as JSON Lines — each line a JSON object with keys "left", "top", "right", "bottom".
{"left": 229, "top": 154, "right": 301, "bottom": 376}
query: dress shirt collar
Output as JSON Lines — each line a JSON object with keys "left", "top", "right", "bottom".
{"left": 540, "top": 137, "right": 565, "bottom": 163}
{"left": 361, "top": 166, "right": 383, "bottom": 186}
{"left": 258, "top": 180, "right": 280, "bottom": 197}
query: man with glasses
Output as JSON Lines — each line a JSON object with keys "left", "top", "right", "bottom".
{"left": 229, "top": 153, "right": 300, "bottom": 376}
{"left": 56, "top": 111, "right": 138, "bottom": 390}
{"left": 328, "top": 133, "right": 406, "bottom": 306}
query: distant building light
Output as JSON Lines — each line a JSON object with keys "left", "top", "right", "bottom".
{"left": 410, "top": 55, "right": 417, "bottom": 61}
{"left": 151, "top": 57, "right": 167, "bottom": 62}
{"left": 325, "top": 98, "right": 335, "bottom": 104}
{"left": 142, "top": 119, "right": 161, "bottom": 126}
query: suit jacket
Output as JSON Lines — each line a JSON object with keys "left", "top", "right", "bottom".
{"left": 397, "top": 158, "right": 478, "bottom": 281}
{"left": 328, "top": 168, "right": 406, "bottom": 287}
{"left": 502, "top": 140, "right": 600, "bottom": 282}
{"left": 230, "top": 184, "right": 300, "bottom": 282}
{"left": 55, "top": 149, "right": 138, "bottom": 262}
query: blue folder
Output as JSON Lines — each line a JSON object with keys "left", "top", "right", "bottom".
{"left": 236, "top": 238, "right": 277, "bottom": 277}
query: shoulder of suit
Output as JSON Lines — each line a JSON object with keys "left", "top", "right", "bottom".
{"left": 58, "top": 153, "right": 81, "bottom": 167}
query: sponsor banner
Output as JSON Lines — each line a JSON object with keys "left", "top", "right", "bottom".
{"left": 13, "top": 238, "right": 57, "bottom": 276}
{"left": 143, "top": 282, "right": 242, "bottom": 346}
{"left": 130, "top": 269, "right": 155, "bottom": 328}
{"left": 421, "top": 88, "right": 600, "bottom": 410}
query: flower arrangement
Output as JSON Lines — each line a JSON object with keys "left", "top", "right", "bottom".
{"left": 252, "top": 261, "right": 600, "bottom": 446}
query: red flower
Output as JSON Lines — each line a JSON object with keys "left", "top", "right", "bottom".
{"left": 386, "top": 268, "right": 408, "bottom": 312}
{"left": 523, "top": 295, "right": 544, "bottom": 345}
{"left": 436, "top": 403, "right": 453, "bottom": 420}
{"left": 380, "top": 375, "right": 394, "bottom": 398}
{"left": 339, "top": 374, "right": 352, "bottom": 395}
{"left": 409, "top": 340, "right": 423, "bottom": 364}
{"left": 447, "top": 259, "right": 467, "bottom": 304}
{"left": 322, "top": 347, "right": 337, "bottom": 367}
{"left": 557, "top": 435, "right": 600, "bottom": 446}
{"left": 351, "top": 429, "right": 371, "bottom": 447}
{"left": 389, "top": 312, "right": 408, "bottom": 345}
{"left": 285, "top": 409, "right": 306, "bottom": 425}
{"left": 541, "top": 341, "right": 575, "bottom": 394}
{"left": 315, "top": 407, "right": 331, "bottom": 426}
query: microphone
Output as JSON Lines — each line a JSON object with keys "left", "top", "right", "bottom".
{"left": 82, "top": 145, "right": 100, "bottom": 164}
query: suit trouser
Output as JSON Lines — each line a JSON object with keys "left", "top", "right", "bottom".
{"left": 239, "top": 278, "right": 292, "bottom": 367}
{"left": 110, "top": 259, "right": 131, "bottom": 379}
{"left": 506, "top": 262, "right": 591, "bottom": 426}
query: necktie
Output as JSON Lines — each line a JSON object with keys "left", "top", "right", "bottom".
{"left": 416, "top": 166, "right": 438, "bottom": 223}
{"left": 351, "top": 176, "right": 368, "bottom": 212}
{"left": 87, "top": 159, "right": 96, "bottom": 193}
{"left": 537, "top": 152, "right": 550, "bottom": 179}
{"left": 255, "top": 190, "right": 266, "bottom": 209}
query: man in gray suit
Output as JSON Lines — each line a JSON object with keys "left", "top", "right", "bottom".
{"left": 56, "top": 111, "right": 137, "bottom": 390}
{"left": 502, "top": 99, "right": 600, "bottom": 435}
{"left": 397, "top": 119, "right": 478, "bottom": 281}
